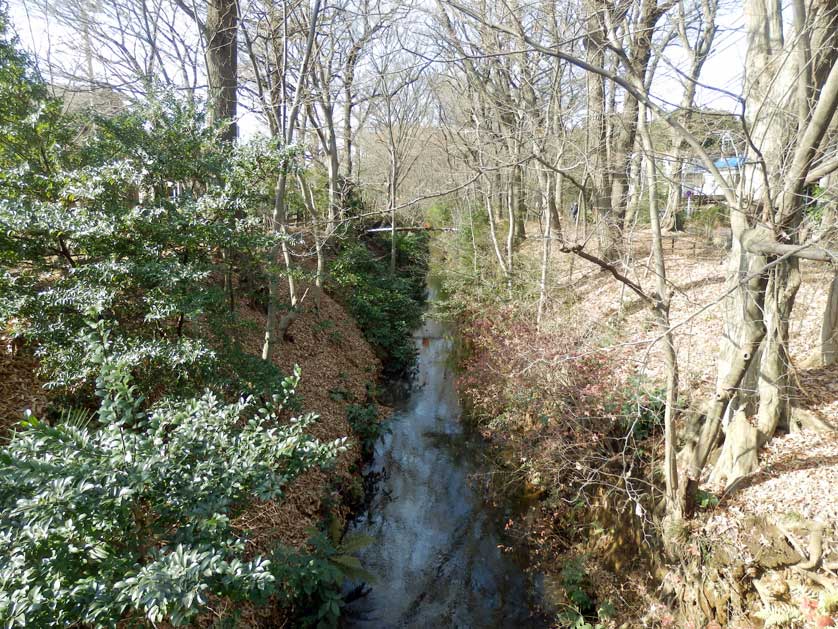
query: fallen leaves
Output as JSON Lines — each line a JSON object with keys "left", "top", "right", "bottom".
{"left": 0, "top": 343, "right": 47, "bottom": 441}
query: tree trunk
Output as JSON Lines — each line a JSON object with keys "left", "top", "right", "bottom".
{"left": 468, "top": 201, "right": 479, "bottom": 275}
{"left": 690, "top": 0, "right": 838, "bottom": 499}
{"left": 707, "top": 410, "right": 758, "bottom": 489}
{"left": 661, "top": 0, "right": 718, "bottom": 231}
{"left": 206, "top": 0, "right": 238, "bottom": 142}
{"left": 206, "top": 0, "right": 239, "bottom": 311}
{"left": 584, "top": 2, "right": 610, "bottom": 250}
{"left": 506, "top": 178, "right": 516, "bottom": 279}
{"left": 755, "top": 259, "right": 801, "bottom": 440}
{"left": 390, "top": 200, "right": 397, "bottom": 276}
{"left": 537, "top": 193, "right": 552, "bottom": 330}
{"left": 681, "top": 227, "right": 768, "bottom": 502}
{"left": 343, "top": 59, "right": 356, "bottom": 179}
{"left": 538, "top": 164, "right": 562, "bottom": 239}
{"left": 821, "top": 273, "right": 838, "bottom": 366}
{"left": 514, "top": 163, "right": 526, "bottom": 241}
{"left": 388, "top": 138, "right": 399, "bottom": 275}
{"left": 661, "top": 154, "right": 685, "bottom": 232}
{"left": 554, "top": 171, "right": 564, "bottom": 235}
{"left": 263, "top": 0, "right": 322, "bottom": 364}
{"left": 624, "top": 148, "right": 643, "bottom": 227}
{"left": 607, "top": 0, "right": 660, "bottom": 258}
{"left": 484, "top": 186, "right": 509, "bottom": 279}
{"left": 638, "top": 102, "right": 681, "bottom": 517}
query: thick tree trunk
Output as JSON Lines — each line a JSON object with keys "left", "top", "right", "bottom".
{"left": 683, "top": 0, "right": 792, "bottom": 499}
{"left": 707, "top": 410, "right": 758, "bottom": 489}
{"left": 206, "top": 0, "right": 238, "bottom": 142}
{"left": 681, "top": 228, "right": 768, "bottom": 501}
{"left": 756, "top": 259, "right": 801, "bottom": 439}
{"left": 207, "top": 0, "right": 239, "bottom": 311}
{"left": 695, "top": 0, "right": 838, "bottom": 496}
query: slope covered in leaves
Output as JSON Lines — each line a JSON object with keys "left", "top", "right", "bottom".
{"left": 232, "top": 290, "right": 383, "bottom": 551}
{"left": 440, "top": 224, "right": 837, "bottom": 628}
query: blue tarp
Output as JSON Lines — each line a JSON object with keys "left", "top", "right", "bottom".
{"left": 683, "top": 156, "right": 744, "bottom": 173}
{"left": 713, "top": 156, "right": 744, "bottom": 169}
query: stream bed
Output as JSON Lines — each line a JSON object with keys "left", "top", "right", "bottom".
{"left": 344, "top": 309, "right": 547, "bottom": 628}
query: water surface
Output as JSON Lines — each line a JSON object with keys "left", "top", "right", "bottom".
{"left": 345, "top": 312, "right": 545, "bottom": 628}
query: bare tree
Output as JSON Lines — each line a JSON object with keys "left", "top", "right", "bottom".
{"left": 659, "top": 0, "right": 718, "bottom": 231}
{"left": 440, "top": 0, "right": 838, "bottom": 519}
{"left": 686, "top": 0, "right": 838, "bottom": 496}
{"left": 240, "top": 0, "right": 323, "bottom": 362}
{"left": 369, "top": 44, "right": 428, "bottom": 274}
{"left": 25, "top": 0, "right": 204, "bottom": 97}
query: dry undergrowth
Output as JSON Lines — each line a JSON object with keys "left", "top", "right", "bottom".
{"left": 459, "top": 225, "right": 837, "bottom": 627}
{"left": 0, "top": 336, "right": 48, "bottom": 440}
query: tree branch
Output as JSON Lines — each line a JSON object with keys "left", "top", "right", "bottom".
{"left": 557, "top": 242, "right": 653, "bottom": 304}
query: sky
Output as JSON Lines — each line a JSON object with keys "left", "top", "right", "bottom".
{"left": 688, "top": 7, "right": 748, "bottom": 111}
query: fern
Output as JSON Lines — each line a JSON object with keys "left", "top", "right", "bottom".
{"left": 57, "top": 407, "right": 93, "bottom": 429}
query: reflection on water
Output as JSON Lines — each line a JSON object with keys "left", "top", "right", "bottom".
{"left": 344, "top": 302, "right": 546, "bottom": 628}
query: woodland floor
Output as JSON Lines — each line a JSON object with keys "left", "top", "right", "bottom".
{"left": 523, "top": 224, "right": 838, "bottom": 628}
{"left": 535, "top": 226, "right": 837, "bottom": 514}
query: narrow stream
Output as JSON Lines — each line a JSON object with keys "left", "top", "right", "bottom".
{"left": 345, "top": 292, "right": 546, "bottom": 628}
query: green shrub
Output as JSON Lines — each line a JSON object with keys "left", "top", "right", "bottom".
{"left": 559, "top": 557, "right": 595, "bottom": 617}
{"left": 616, "top": 379, "right": 666, "bottom": 441}
{"left": 0, "top": 20, "right": 369, "bottom": 627}
{"left": 425, "top": 202, "right": 451, "bottom": 228}
{"left": 689, "top": 203, "right": 728, "bottom": 236}
{"left": 391, "top": 231, "right": 430, "bottom": 301}
{"left": 347, "top": 403, "right": 387, "bottom": 457}
{"left": 0, "top": 94, "right": 287, "bottom": 399}
{"left": 696, "top": 489, "right": 720, "bottom": 510}
{"left": 0, "top": 332, "right": 344, "bottom": 626}
{"left": 329, "top": 242, "right": 424, "bottom": 377}
{"left": 556, "top": 557, "right": 614, "bottom": 629}
{"left": 272, "top": 532, "right": 375, "bottom": 628}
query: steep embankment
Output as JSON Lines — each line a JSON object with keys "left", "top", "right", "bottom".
{"left": 1, "top": 229, "right": 427, "bottom": 627}
{"left": 1, "top": 289, "right": 382, "bottom": 541}
{"left": 231, "top": 295, "right": 383, "bottom": 551}
{"left": 0, "top": 283, "right": 387, "bottom": 627}
{"left": 441, "top": 226, "right": 838, "bottom": 628}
